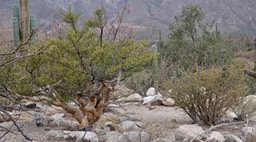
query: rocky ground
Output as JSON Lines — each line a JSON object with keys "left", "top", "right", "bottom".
{"left": 1, "top": 87, "right": 256, "bottom": 142}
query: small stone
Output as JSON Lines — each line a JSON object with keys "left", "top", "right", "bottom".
{"left": 162, "top": 98, "right": 175, "bottom": 106}
{"left": 146, "top": 87, "right": 156, "bottom": 96}
{"left": 119, "top": 131, "right": 150, "bottom": 142}
{"left": 207, "top": 131, "right": 225, "bottom": 142}
{"left": 125, "top": 93, "right": 142, "bottom": 102}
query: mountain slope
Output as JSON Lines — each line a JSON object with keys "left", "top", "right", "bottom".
{"left": 1, "top": 0, "right": 256, "bottom": 38}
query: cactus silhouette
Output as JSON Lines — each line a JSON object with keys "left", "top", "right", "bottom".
{"left": 13, "top": 5, "right": 20, "bottom": 48}
{"left": 151, "top": 44, "right": 159, "bottom": 89}
{"left": 13, "top": 0, "right": 35, "bottom": 52}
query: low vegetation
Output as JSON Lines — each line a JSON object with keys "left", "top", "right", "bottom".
{"left": 1, "top": 3, "right": 256, "bottom": 138}
{"left": 164, "top": 58, "right": 249, "bottom": 125}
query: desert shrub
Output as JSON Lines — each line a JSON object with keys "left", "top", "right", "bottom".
{"left": 124, "top": 70, "right": 152, "bottom": 95}
{"left": 164, "top": 58, "right": 249, "bottom": 125}
{"left": 162, "top": 5, "right": 233, "bottom": 72}
{"left": 11, "top": 8, "right": 154, "bottom": 98}
{"left": 231, "top": 95, "right": 256, "bottom": 121}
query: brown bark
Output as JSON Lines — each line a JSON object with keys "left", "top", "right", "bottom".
{"left": 17, "top": 80, "right": 114, "bottom": 130}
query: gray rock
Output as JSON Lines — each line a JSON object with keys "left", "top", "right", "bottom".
{"left": 242, "top": 126, "right": 256, "bottom": 136}
{"left": 178, "top": 124, "right": 204, "bottom": 138}
{"left": 46, "top": 130, "right": 99, "bottom": 142}
{"left": 80, "top": 131, "right": 99, "bottom": 142}
{"left": 32, "top": 113, "right": 47, "bottom": 126}
{"left": 119, "top": 131, "right": 150, "bottom": 142}
{"left": 50, "top": 113, "right": 65, "bottom": 125}
{"left": 105, "top": 131, "right": 122, "bottom": 142}
{"left": 207, "top": 131, "right": 225, "bottom": 142}
{"left": 224, "top": 134, "right": 243, "bottom": 142}
{"left": 125, "top": 93, "right": 143, "bottom": 102}
{"left": 120, "top": 121, "right": 140, "bottom": 131}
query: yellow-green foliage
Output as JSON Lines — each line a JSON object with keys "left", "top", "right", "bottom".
{"left": 164, "top": 58, "right": 249, "bottom": 125}
{"left": 13, "top": 8, "right": 154, "bottom": 98}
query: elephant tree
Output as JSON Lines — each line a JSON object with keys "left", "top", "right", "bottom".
{"left": 7, "top": 7, "right": 154, "bottom": 130}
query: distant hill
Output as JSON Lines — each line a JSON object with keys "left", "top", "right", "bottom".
{"left": 1, "top": 0, "right": 256, "bottom": 39}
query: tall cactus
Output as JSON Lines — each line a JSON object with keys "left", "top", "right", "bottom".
{"left": 20, "top": 0, "right": 29, "bottom": 44}
{"left": 13, "top": 0, "right": 36, "bottom": 54}
{"left": 151, "top": 44, "right": 159, "bottom": 89}
{"left": 13, "top": 5, "right": 20, "bottom": 48}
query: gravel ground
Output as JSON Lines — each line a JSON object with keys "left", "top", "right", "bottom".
{"left": 1, "top": 104, "right": 255, "bottom": 142}
{"left": 0, "top": 104, "right": 192, "bottom": 142}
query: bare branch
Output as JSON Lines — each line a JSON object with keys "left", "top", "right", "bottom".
{"left": 0, "top": 30, "right": 37, "bottom": 56}
{"left": 0, "top": 108, "right": 32, "bottom": 141}
{"left": 0, "top": 43, "right": 50, "bottom": 66}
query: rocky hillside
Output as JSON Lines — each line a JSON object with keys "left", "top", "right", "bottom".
{"left": 1, "top": 0, "right": 256, "bottom": 39}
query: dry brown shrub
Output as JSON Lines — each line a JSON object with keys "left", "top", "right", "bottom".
{"left": 164, "top": 58, "right": 249, "bottom": 125}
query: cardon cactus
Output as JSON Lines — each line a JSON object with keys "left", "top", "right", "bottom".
{"left": 151, "top": 44, "right": 159, "bottom": 89}
{"left": 13, "top": 17, "right": 20, "bottom": 48}
{"left": 20, "top": 0, "right": 29, "bottom": 43}
{"left": 13, "top": 5, "right": 20, "bottom": 48}
{"left": 13, "top": 0, "right": 35, "bottom": 51}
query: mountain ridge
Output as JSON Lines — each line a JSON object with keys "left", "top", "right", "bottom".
{"left": 1, "top": 0, "right": 256, "bottom": 39}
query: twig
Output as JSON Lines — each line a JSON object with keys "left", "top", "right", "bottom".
{"left": 0, "top": 44, "right": 49, "bottom": 67}
{"left": 0, "top": 108, "right": 32, "bottom": 141}
{"left": 0, "top": 30, "right": 36, "bottom": 56}
{"left": 189, "top": 121, "right": 245, "bottom": 142}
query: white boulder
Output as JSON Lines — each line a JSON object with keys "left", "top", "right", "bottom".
{"left": 146, "top": 87, "right": 156, "bottom": 96}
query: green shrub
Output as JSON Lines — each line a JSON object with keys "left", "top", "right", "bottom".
{"left": 12, "top": 8, "right": 154, "bottom": 98}
{"left": 164, "top": 58, "right": 249, "bottom": 125}
{"left": 162, "top": 5, "right": 233, "bottom": 72}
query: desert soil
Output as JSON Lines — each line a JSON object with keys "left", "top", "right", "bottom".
{"left": 1, "top": 102, "right": 255, "bottom": 142}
